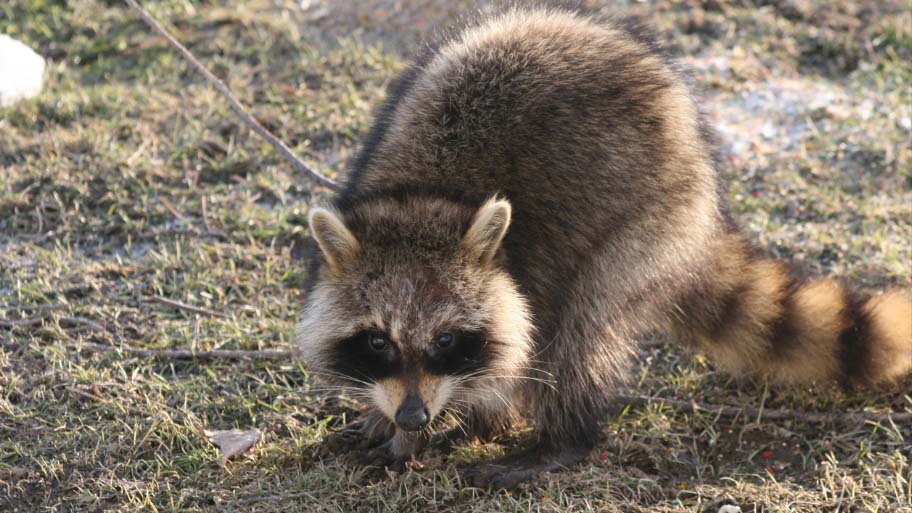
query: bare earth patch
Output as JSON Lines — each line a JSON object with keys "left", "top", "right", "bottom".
{"left": 1, "top": 1, "right": 909, "bottom": 511}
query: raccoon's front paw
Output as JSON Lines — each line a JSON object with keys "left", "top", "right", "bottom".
{"left": 428, "top": 426, "right": 468, "bottom": 451}
{"left": 320, "top": 413, "right": 394, "bottom": 456}
{"left": 321, "top": 424, "right": 374, "bottom": 454}
{"left": 355, "top": 440, "right": 411, "bottom": 473}
{"left": 356, "top": 431, "right": 428, "bottom": 476}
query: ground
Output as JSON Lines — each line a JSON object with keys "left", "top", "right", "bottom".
{"left": 0, "top": 0, "right": 910, "bottom": 512}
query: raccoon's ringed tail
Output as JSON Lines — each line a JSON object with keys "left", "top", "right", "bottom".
{"left": 673, "top": 235, "right": 912, "bottom": 387}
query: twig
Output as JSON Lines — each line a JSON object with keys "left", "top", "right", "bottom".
{"left": 66, "top": 386, "right": 108, "bottom": 403}
{"left": 159, "top": 196, "right": 187, "bottom": 222}
{"left": 0, "top": 303, "right": 69, "bottom": 313}
{"left": 124, "top": 0, "right": 340, "bottom": 191}
{"left": 615, "top": 394, "right": 912, "bottom": 424}
{"left": 83, "top": 342, "right": 293, "bottom": 360}
{"left": 0, "top": 318, "right": 44, "bottom": 329}
{"left": 233, "top": 490, "right": 321, "bottom": 506}
{"left": 65, "top": 385, "right": 155, "bottom": 415}
{"left": 0, "top": 315, "right": 108, "bottom": 332}
{"left": 58, "top": 316, "right": 110, "bottom": 333}
{"left": 133, "top": 226, "right": 225, "bottom": 241}
{"left": 145, "top": 295, "right": 228, "bottom": 318}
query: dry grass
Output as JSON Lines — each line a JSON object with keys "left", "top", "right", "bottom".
{"left": 1, "top": 1, "right": 910, "bottom": 511}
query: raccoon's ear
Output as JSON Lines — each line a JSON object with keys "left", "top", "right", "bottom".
{"left": 308, "top": 207, "right": 360, "bottom": 272}
{"left": 461, "top": 197, "right": 512, "bottom": 265}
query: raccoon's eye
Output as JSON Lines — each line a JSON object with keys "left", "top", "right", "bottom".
{"left": 368, "top": 333, "right": 389, "bottom": 351}
{"left": 331, "top": 330, "right": 401, "bottom": 383}
{"left": 425, "top": 330, "right": 488, "bottom": 376}
{"left": 435, "top": 332, "right": 455, "bottom": 349}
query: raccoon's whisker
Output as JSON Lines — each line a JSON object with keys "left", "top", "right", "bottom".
{"left": 456, "top": 372, "right": 557, "bottom": 395}
{"left": 307, "top": 386, "right": 371, "bottom": 396}
{"left": 306, "top": 386, "right": 352, "bottom": 394}
{"left": 305, "top": 369, "right": 375, "bottom": 389}
{"left": 308, "top": 391, "right": 374, "bottom": 402}
{"left": 528, "top": 334, "right": 560, "bottom": 361}
{"left": 306, "top": 381, "right": 369, "bottom": 390}
{"left": 447, "top": 393, "right": 483, "bottom": 407}
{"left": 306, "top": 368, "right": 371, "bottom": 384}
{"left": 451, "top": 369, "right": 490, "bottom": 383}
{"left": 447, "top": 378, "right": 481, "bottom": 391}
{"left": 308, "top": 385, "right": 374, "bottom": 397}
{"left": 442, "top": 403, "right": 471, "bottom": 422}
{"left": 326, "top": 374, "right": 375, "bottom": 389}
{"left": 478, "top": 374, "right": 558, "bottom": 391}
{"left": 453, "top": 383, "right": 511, "bottom": 411}
{"left": 449, "top": 379, "right": 484, "bottom": 392}
{"left": 523, "top": 357, "right": 556, "bottom": 370}
{"left": 450, "top": 388, "right": 490, "bottom": 406}
{"left": 452, "top": 399, "right": 475, "bottom": 423}
{"left": 485, "top": 374, "right": 556, "bottom": 384}
{"left": 443, "top": 409, "right": 470, "bottom": 439}
{"left": 513, "top": 365, "right": 554, "bottom": 377}
{"left": 438, "top": 408, "right": 461, "bottom": 427}
{"left": 450, "top": 383, "right": 486, "bottom": 396}
{"left": 486, "top": 387, "right": 511, "bottom": 411}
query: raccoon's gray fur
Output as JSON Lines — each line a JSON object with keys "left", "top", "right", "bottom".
{"left": 296, "top": 8, "right": 912, "bottom": 489}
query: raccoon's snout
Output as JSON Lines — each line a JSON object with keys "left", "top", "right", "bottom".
{"left": 395, "top": 394, "right": 430, "bottom": 431}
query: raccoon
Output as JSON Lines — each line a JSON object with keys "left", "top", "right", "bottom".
{"left": 295, "top": 8, "right": 912, "bottom": 489}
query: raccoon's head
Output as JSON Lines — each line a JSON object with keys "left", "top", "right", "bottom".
{"left": 296, "top": 195, "right": 534, "bottom": 432}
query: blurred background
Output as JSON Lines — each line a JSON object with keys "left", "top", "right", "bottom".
{"left": 0, "top": 1, "right": 909, "bottom": 512}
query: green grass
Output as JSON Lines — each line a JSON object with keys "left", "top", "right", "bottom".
{"left": 1, "top": 1, "right": 910, "bottom": 511}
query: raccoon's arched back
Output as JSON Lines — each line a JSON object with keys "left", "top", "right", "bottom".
{"left": 339, "top": 8, "right": 716, "bottom": 203}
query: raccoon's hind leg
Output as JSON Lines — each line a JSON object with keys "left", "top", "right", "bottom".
{"left": 462, "top": 442, "right": 593, "bottom": 490}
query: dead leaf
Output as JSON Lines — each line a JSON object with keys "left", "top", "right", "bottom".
{"left": 204, "top": 428, "right": 261, "bottom": 465}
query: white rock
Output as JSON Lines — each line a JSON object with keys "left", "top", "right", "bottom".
{"left": 718, "top": 506, "right": 742, "bottom": 513}
{"left": 0, "top": 35, "right": 45, "bottom": 107}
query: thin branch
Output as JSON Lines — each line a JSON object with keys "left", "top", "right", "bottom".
{"left": 82, "top": 342, "right": 293, "bottom": 360}
{"left": 233, "top": 490, "right": 322, "bottom": 506}
{"left": 58, "top": 316, "right": 110, "bottom": 333}
{"left": 124, "top": 0, "right": 341, "bottom": 191}
{"left": 0, "top": 303, "right": 69, "bottom": 313}
{"left": 133, "top": 226, "right": 225, "bottom": 241}
{"left": 159, "top": 196, "right": 187, "bottom": 222}
{"left": 144, "top": 295, "right": 228, "bottom": 318}
{"left": 615, "top": 394, "right": 912, "bottom": 424}
{"left": 0, "top": 318, "right": 44, "bottom": 329}
{"left": 66, "top": 386, "right": 109, "bottom": 403}
{"left": 0, "top": 315, "right": 109, "bottom": 332}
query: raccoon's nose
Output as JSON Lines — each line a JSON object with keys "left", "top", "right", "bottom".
{"left": 395, "top": 394, "right": 430, "bottom": 431}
